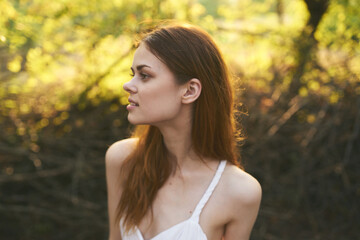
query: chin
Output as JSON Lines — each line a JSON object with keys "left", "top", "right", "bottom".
{"left": 128, "top": 116, "right": 145, "bottom": 125}
{"left": 128, "top": 118, "right": 139, "bottom": 125}
{"left": 127, "top": 114, "right": 172, "bottom": 127}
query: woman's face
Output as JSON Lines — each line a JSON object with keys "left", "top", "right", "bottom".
{"left": 123, "top": 43, "right": 185, "bottom": 126}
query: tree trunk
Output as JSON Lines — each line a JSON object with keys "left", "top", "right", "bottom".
{"left": 286, "top": 0, "right": 330, "bottom": 98}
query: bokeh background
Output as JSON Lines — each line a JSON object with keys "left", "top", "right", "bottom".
{"left": 0, "top": 0, "right": 359, "bottom": 239}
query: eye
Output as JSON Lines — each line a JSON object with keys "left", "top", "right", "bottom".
{"left": 140, "top": 73, "right": 149, "bottom": 79}
{"left": 129, "top": 71, "right": 150, "bottom": 80}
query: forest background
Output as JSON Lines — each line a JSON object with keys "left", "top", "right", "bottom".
{"left": 0, "top": 0, "right": 359, "bottom": 239}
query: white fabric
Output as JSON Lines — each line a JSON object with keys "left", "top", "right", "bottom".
{"left": 120, "top": 160, "right": 227, "bottom": 240}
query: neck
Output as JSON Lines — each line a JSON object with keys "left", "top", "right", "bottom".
{"left": 155, "top": 106, "right": 200, "bottom": 171}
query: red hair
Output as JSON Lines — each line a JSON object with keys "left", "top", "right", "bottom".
{"left": 116, "top": 23, "right": 242, "bottom": 232}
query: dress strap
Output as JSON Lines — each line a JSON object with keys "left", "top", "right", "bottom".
{"left": 191, "top": 160, "right": 227, "bottom": 222}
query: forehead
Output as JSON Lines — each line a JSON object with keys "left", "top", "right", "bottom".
{"left": 132, "top": 43, "right": 164, "bottom": 71}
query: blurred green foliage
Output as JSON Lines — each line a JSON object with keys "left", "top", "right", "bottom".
{"left": 0, "top": 0, "right": 359, "bottom": 139}
{"left": 0, "top": 0, "right": 359, "bottom": 239}
{"left": 0, "top": 0, "right": 217, "bottom": 142}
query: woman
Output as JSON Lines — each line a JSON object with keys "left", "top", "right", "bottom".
{"left": 106, "top": 23, "right": 261, "bottom": 240}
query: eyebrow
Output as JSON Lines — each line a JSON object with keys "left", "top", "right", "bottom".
{"left": 131, "top": 64, "right": 151, "bottom": 72}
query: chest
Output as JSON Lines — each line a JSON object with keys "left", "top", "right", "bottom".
{"left": 154, "top": 176, "right": 207, "bottom": 218}
{"left": 137, "top": 174, "right": 228, "bottom": 240}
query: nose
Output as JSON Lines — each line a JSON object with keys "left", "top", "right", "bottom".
{"left": 123, "top": 79, "right": 137, "bottom": 94}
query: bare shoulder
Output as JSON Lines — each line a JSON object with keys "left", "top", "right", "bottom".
{"left": 105, "top": 138, "right": 138, "bottom": 168}
{"left": 222, "top": 164, "right": 262, "bottom": 213}
{"left": 106, "top": 138, "right": 138, "bottom": 240}
{"left": 219, "top": 164, "right": 262, "bottom": 239}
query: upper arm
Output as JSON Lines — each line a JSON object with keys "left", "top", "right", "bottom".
{"left": 223, "top": 170, "right": 262, "bottom": 240}
{"left": 106, "top": 138, "right": 137, "bottom": 240}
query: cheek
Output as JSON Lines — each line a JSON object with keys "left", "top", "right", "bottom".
{"left": 141, "top": 88, "right": 182, "bottom": 118}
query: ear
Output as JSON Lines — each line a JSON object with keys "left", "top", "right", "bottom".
{"left": 181, "top": 78, "right": 202, "bottom": 104}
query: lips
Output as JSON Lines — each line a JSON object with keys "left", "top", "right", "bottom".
{"left": 128, "top": 98, "right": 139, "bottom": 106}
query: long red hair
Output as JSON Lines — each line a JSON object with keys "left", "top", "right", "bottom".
{"left": 116, "top": 23, "right": 242, "bottom": 232}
